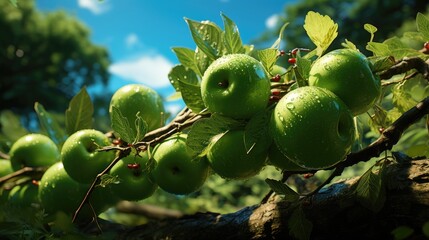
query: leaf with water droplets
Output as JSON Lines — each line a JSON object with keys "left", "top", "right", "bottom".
{"left": 171, "top": 47, "right": 201, "bottom": 76}
{"left": 185, "top": 18, "right": 223, "bottom": 61}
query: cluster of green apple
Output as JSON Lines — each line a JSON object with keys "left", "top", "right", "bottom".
{"left": 0, "top": 47, "right": 381, "bottom": 221}
{"left": 197, "top": 48, "right": 381, "bottom": 177}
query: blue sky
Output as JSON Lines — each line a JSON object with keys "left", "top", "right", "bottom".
{"left": 36, "top": 0, "right": 296, "bottom": 115}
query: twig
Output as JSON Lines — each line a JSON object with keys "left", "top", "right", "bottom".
{"left": 72, "top": 149, "right": 131, "bottom": 223}
{"left": 379, "top": 56, "right": 429, "bottom": 80}
{"left": 0, "top": 166, "right": 46, "bottom": 185}
{"left": 0, "top": 151, "right": 9, "bottom": 160}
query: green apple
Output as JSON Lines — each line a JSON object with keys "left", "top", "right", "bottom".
{"left": 0, "top": 159, "right": 13, "bottom": 177}
{"left": 269, "top": 86, "right": 355, "bottom": 169}
{"left": 151, "top": 133, "right": 210, "bottom": 195}
{"left": 8, "top": 183, "right": 39, "bottom": 207}
{"left": 38, "top": 162, "right": 113, "bottom": 221}
{"left": 110, "top": 152, "right": 158, "bottom": 201}
{"left": 308, "top": 48, "right": 381, "bottom": 116}
{"left": 201, "top": 54, "right": 271, "bottom": 119}
{"left": 61, "top": 129, "right": 115, "bottom": 184}
{"left": 9, "top": 134, "right": 60, "bottom": 171}
{"left": 207, "top": 129, "right": 270, "bottom": 180}
{"left": 267, "top": 144, "right": 306, "bottom": 172}
{"left": 109, "top": 84, "right": 165, "bottom": 133}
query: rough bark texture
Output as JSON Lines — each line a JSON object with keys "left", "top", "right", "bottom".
{"left": 87, "top": 158, "right": 429, "bottom": 239}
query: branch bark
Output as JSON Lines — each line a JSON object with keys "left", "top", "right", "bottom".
{"left": 86, "top": 158, "right": 429, "bottom": 239}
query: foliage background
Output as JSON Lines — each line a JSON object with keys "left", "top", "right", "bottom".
{"left": 1, "top": 0, "right": 429, "bottom": 231}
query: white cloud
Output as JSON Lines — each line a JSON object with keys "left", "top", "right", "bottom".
{"left": 165, "top": 102, "right": 185, "bottom": 117}
{"left": 125, "top": 33, "right": 140, "bottom": 48}
{"left": 109, "top": 54, "right": 174, "bottom": 89}
{"left": 78, "top": 0, "right": 110, "bottom": 14}
{"left": 266, "top": 14, "right": 279, "bottom": 29}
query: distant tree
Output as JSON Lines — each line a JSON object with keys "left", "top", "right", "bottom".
{"left": 0, "top": 0, "right": 110, "bottom": 121}
{"left": 254, "top": 0, "right": 429, "bottom": 55}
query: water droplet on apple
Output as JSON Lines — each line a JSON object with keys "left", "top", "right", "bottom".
{"left": 286, "top": 102, "right": 295, "bottom": 110}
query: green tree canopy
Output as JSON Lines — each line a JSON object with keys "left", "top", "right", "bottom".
{"left": 254, "top": 0, "right": 429, "bottom": 54}
{"left": 0, "top": 0, "right": 110, "bottom": 118}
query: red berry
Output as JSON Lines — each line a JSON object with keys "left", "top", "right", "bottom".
{"left": 113, "top": 139, "right": 122, "bottom": 145}
{"left": 424, "top": 42, "right": 429, "bottom": 50}
{"left": 279, "top": 50, "right": 286, "bottom": 56}
{"left": 288, "top": 58, "right": 296, "bottom": 64}
{"left": 271, "top": 74, "right": 281, "bottom": 82}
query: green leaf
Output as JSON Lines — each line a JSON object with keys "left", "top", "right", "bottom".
{"left": 392, "top": 82, "right": 419, "bottom": 113}
{"left": 257, "top": 48, "right": 279, "bottom": 74}
{"left": 186, "top": 114, "right": 243, "bottom": 157}
{"left": 294, "top": 51, "right": 312, "bottom": 87}
{"left": 265, "top": 178, "right": 299, "bottom": 202}
{"left": 364, "top": 23, "right": 378, "bottom": 42}
{"left": 391, "top": 226, "right": 414, "bottom": 240}
{"left": 341, "top": 39, "right": 358, "bottom": 50}
{"left": 0, "top": 110, "right": 28, "bottom": 141}
{"left": 178, "top": 81, "right": 205, "bottom": 113}
{"left": 195, "top": 47, "right": 213, "bottom": 77}
{"left": 168, "top": 64, "right": 200, "bottom": 92}
{"left": 244, "top": 111, "right": 270, "bottom": 153}
{"left": 65, "top": 86, "right": 94, "bottom": 135}
{"left": 134, "top": 112, "right": 148, "bottom": 142}
{"left": 288, "top": 206, "right": 313, "bottom": 240}
{"left": 171, "top": 47, "right": 201, "bottom": 76}
{"left": 221, "top": 13, "right": 245, "bottom": 54}
{"left": 9, "top": 0, "right": 18, "bottom": 7}
{"left": 303, "top": 11, "right": 338, "bottom": 57}
{"left": 366, "top": 42, "right": 391, "bottom": 57}
{"left": 271, "top": 22, "right": 289, "bottom": 49}
{"left": 110, "top": 106, "right": 135, "bottom": 144}
{"left": 99, "top": 173, "right": 120, "bottom": 188}
{"left": 367, "top": 56, "right": 396, "bottom": 72}
{"left": 416, "top": 12, "right": 429, "bottom": 40}
{"left": 185, "top": 18, "right": 223, "bottom": 61}
{"left": 34, "top": 102, "right": 67, "bottom": 146}
{"left": 355, "top": 165, "right": 386, "bottom": 212}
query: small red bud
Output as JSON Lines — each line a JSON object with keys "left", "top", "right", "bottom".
{"left": 279, "top": 50, "right": 286, "bottom": 56}
{"left": 31, "top": 179, "right": 40, "bottom": 186}
{"left": 303, "top": 173, "right": 314, "bottom": 179}
{"left": 291, "top": 48, "right": 299, "bottom": 55}
{"left": 271, "top": 90, "right": 281, "bottom": 96}
{"left": 288, "top": 58, "right": 296, "bottom": 64}
{"left": 424, "top": 42, "right": 429, "bottom": 50}
{"left": 378, "top": 127, "right": 385, "bottom": 133}
{"left": 127, "top": 163, "right": 141, "bottom": 169}
{"left": 112, "top": 139, "right": 121, "bottom": 145}
{"left": 271, "top": 74, "right": 281, "bottom": 82}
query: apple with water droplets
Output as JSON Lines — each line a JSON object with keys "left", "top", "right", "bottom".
{"left": 308, "top": 49, "right": 381, "bottom": 116}
{"left": 269, "top": 86, "right": 355, "bottom": 169}
{"left": 200, "top": 54, "right": 271, "bottom": 119}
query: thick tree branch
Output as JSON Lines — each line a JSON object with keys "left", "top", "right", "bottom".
{"left": 83, "top": 158, "right": 429, "bottom": 239}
